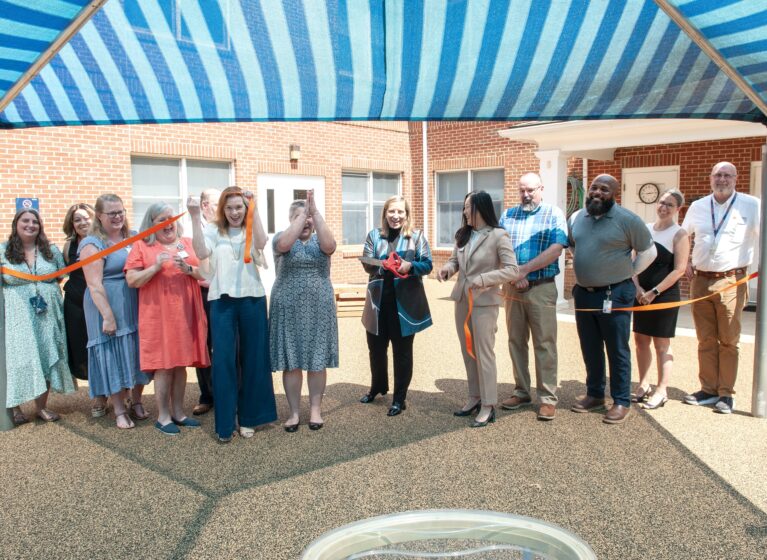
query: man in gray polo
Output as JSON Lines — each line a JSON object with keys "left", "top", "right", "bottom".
{"left": 568, "top": 174, "right": 656, "bottom": 424}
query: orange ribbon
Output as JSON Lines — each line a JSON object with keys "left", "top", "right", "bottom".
{"left": 462, "top": 271, "right": 758, "bottom": 361}
{"left": 243, "top": 200, "right": 255, "bottom": 264}
{"left": 0, "top": 213, "right": 184, "bottom": 282}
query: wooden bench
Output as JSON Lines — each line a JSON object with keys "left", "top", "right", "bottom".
{"left": 334, "top": 284, "right": 366, "bottom": 318}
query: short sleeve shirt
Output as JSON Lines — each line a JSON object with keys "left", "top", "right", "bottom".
{"left": 202, "top": 224, "right": 266, "bottom": 300}
{"left": 568, "top": 204, "right": 653, "bottom": 287}
{"left": 499, "top": 202, "right": 568, "bottom": 281}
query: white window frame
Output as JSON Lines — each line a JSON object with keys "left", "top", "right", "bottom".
{"left": 435, "top": 167, "right": 505, "bottom": 247}
{"left": 341, "top": 170, "right": 402, "bottom": 245}
{"left": 131, "top": 156, "right": 234, "bottom": 228}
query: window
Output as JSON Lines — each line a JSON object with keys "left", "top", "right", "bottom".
{"left": 342, "top": 171, "right": 400, "bottom": 244}
{"left": 436, "top": 169, "right": 504, "bottom": 245}
{"left": 131, "top": 157, "right": 232, "bottom": 228}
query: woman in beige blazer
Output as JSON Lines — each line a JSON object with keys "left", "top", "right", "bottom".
{"left": 438, "top": 191, "right": 519, "bottom": 427}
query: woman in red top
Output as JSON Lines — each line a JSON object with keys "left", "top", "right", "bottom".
{"left": 125, "top": 203, "right": 210, "bottom": 435}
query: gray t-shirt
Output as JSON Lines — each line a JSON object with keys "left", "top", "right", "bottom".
{"left": 568, "top": 204, "right": 653, "bottom": 287}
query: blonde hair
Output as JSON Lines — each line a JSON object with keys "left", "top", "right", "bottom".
{"left": 90, "top": 194, "right": 131, "bottom": 240}
{"left": 380, "top": 195, "right": 413, "bottom": 238}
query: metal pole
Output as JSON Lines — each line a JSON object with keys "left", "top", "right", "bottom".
{"left": 0, "top": 270, "right": 15, "bottom": 431}
{"left": 752, "top": 143, "right": 767, "bottom": 418}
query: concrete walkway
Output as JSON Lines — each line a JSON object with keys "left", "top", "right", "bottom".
{"left": 1, "top": 280, "right": 765, "bottom": 559}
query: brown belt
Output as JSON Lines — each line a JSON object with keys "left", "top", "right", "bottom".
{"left": 694, "top": 267, "right": 747, "bottom": 279}
{"left": 527, "top": 277, "right": 556, "bottom": 288}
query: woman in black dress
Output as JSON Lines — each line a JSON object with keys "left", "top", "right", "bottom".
{"left": 62, "top": 203, "right": 102, "bottom": 414}
{"left": 631, "top": 190, "right": 690, "bottom": 409}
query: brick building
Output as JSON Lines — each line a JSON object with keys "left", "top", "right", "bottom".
{"left": 1, "top": 120, "right": 764, "bottom": 296}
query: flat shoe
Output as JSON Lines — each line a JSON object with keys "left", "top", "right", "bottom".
{"left": 284, "top": 421, "right": 300, "bottom": 433}
{"left": 308, "top": 422, "right": 324, "bottom": 431}
{"left": 172, "top": 416, "right": 201, "bottom": 428}
{"left": 387, "top": 402, "right": 406, "bottom": 416}
{"left": 155, "top": 421, "right": 180, "bottom": 435}
{"left": 36, "top": 409, "right": 60, "bottom": 422}
{"left": 359, "top": 391, "right": 387, "bottom": 404}
{"left": 129, "top": 402, "right": 149, "bottom": 420}
{"left": 12, "top": 409, "right": 29, "bottom": 426}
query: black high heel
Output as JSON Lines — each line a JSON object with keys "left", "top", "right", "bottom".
{"left": 360, "top": 391, "right": 387, "bottom": 404}
{"left": 453, "top": 401, "right": 481, "bottom": 417}
{"left": 471, "top": 407, "right": 496, "bottom": 428}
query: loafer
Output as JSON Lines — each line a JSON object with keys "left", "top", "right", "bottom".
{"left": 500, "top": 395, "right": 532, "bottom": 410}
{"left": 155, "top": 421, "right": 181, "bottom": 435}
{"left": 537, "top": 403, "right": 556, "bottom": 421}
{"left": 192, "top": 403, "right": 212, "bottom": 416}
{"left": 387, "top": 402, "right": 406, "bottom": 416}
{"left": 602, "top": 404, "right": 631, "bottom": 424}
{"left": 570, "top": 396, "right": 606, "bottom": 413}
{"left": 360, "top": 391, "right": 387, "bottom": 404}
{"left": 172, "top": 416, "right": 201, "bottom": 428}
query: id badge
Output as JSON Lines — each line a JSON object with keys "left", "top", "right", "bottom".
{"left": 602, "top": 298, "right": 612, "bottom": 314}
{"left": 177, "top": 250, "right": 189, "bottom": 259}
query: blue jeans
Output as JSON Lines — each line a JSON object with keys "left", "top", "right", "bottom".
{"left": 210, "top": 295, "right": 276, "bottom": 438}
{"left": 573, "top": 280, "right": 635, "bottom": 407}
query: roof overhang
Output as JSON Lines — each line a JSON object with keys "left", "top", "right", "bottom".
{"left": 498, "top": 119, "right": 767, "bottom": 161}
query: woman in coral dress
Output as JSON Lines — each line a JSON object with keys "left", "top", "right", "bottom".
{"left": 125, "top": 203, "right": 209, "bottom": 436}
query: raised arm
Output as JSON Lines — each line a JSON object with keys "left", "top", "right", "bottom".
{"left": 187, "top": 196, "right": 210, "bottom": 260}
{"left": 306, "top": 190, "right": 336, "bottom": 255}
{"left": 275, "top": 206, "right": 308, "bottom": 253}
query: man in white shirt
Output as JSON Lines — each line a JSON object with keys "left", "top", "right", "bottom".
{"left": 193, "top": 188, "right": 221, "bottom": 415}
{"left": 681, "top": 162, "right": 760, "bottom": 414}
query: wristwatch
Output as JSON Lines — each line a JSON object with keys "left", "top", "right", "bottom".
{"left": 651, "top": 287, "right": 661, "bottom": 296}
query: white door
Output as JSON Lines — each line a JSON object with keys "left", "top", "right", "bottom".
{"left": 257, "top": 173, "right": 326, "bottom": 293}
{"left": 749, "top": 161, "right": 762, "bottom": 304}
{"left": 622, "top": 167, "right": 680, "bottom": 223}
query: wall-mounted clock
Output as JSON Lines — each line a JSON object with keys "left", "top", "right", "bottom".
{"left": 638, "top": 182, "right": 660, "bottom": 204}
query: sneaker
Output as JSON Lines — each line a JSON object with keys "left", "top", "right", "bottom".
{"left": 500, "top": 395, "right": 532, "bottom": 410}
{"left": 537, "top": 403, "right": 556, "bottom": 421}
{"left": 713, "top": 396, "right": 734, "bottom": 414}
{"left": 683, "top": 390, "right": 719, "bottom": 406}
{"left": 239, "top": 426, "right": 255, "bottom": 438}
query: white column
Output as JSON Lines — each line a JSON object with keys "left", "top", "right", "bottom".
{"left": 535, "top": 149, "right": 570, "bottom": 304}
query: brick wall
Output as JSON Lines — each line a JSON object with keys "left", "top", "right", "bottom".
{"left": 0, "top": 121, "right": 411, "bottom": 284}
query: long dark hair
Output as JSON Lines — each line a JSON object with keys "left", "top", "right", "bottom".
{"left": 455, "top": 191, "right": 501, "bottom": 248}
{"left": 5, "top": 209, "right": 54, "bottom": 264}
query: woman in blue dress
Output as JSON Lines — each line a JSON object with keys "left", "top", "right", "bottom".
{"left": 270, "top": 191, "right": 338, "bottom": 432}
{"left": 1, "top": 209, "right": 74, "bottom": 424}
{"left": 79, "top": 194, "right": 151, "bottom": 430}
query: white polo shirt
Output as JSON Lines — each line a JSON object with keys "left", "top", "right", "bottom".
{"left": 203, "top": 224, "right": 267, "bottom": 300}
{"left": 681, "top": 191, "right": 760, "bottom": 271}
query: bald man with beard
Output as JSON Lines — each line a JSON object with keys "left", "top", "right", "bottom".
{"left": 568, "top": 174, "right": 656, "bottom": 424}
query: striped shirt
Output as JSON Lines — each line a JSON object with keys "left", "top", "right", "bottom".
{"left": 499, "top": 203, "right": 568, "bottom": 281}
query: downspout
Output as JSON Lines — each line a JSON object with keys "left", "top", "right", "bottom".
{"left": 422, "top": 122, "right": 429, "bottom": 240}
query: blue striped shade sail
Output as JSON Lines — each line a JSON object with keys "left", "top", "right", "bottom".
{"left": 1, "top": 0, "right": 765, "bottom": 127}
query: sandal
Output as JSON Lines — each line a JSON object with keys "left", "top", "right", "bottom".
{"left": 642, "top": 393, "right": 668, "bottom": 410}
{"left": 36, "top": 408, "right": 61, "bottom": 422}
{"left": 631, "top": 385, "right": 652, "bottom": 403}
{"left": 129, "top": 402, "right": 149, "bottom": 420}
{"left": 115, "top": 412, "right": 135, "bottom": 430}
{"left": 12, "top": 407, "right": 29, "bottom": 426}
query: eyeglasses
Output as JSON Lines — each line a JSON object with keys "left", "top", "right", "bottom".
{"left": 658, "top": 200, "right": 677, "bottom": 208}
{"left": 518, "top": 185, "right": 542, "bottom": 195}
{"left": 711, "top": 173, "right": 736, "bottom": 180}
{"left": 103, "top": 210, "right": 125, "bottom": 218}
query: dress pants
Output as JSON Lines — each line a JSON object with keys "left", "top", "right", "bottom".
{"left": 195, "top": 286, "right": 214, "bottom": 406}
{"left": 455, "top": 297, "right": 499, "bottom": 406}
{"left": 572, "top": 280, "right": 635, "bottom": 407}
{"left": 210, "top": 295, "right": 277, "bottom": 438}
{"left": 690, "top": 272, "right": 747, "bottom": 397}
{"left": 505, "top": 281, "right": 558, "bottom": 404}
{"left": 366, "top": 298, "right": 414, "bottom": 404}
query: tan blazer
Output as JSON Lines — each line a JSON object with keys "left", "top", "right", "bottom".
{"left": 444, "top": 227, "right": 519, "bottom": 306}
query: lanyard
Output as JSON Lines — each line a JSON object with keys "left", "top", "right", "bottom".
{"left": 710, "top": 193, "right": 737, "bottom": 239}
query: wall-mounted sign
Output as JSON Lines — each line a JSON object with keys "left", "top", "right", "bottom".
{"left": 15, "top": 197, "right": 40, "bottom": 211}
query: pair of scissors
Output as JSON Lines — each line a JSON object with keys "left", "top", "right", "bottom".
{"left": 358, "top": 251, "right": 409, "bottom": 278}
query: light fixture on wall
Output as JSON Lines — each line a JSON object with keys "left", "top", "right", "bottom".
{"left": 289, "top": 144, "right": 301, "bottom": 161}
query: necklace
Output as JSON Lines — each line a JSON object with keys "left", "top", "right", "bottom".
{"left": 227, "top": 229, "right": 243, "bottom": 260}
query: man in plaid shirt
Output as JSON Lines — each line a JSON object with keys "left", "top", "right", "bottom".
{"left": 498, "top": 173, "right": 568, "bottom": 420}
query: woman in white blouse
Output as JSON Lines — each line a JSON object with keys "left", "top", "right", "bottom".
{"left": 188, "top": 187, "right": 277, "bottom": 442}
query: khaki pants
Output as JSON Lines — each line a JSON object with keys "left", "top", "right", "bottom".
{"left": 454, "top": 298, "right": 499, "bottom": 406}
{"left": 690, "top": 273, "right": 748, "bottom": 397}
{"left": 505, "top": 281, "right": 559, "bottom": 404}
